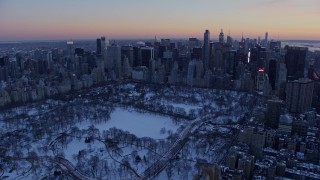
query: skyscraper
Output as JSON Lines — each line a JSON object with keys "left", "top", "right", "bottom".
{"left": 101, "top": 36, "right": 106, "bottom": 51}
{"left": 46, "top": 51, "right": 52, "bottom": 70}
{"left": 132, "top": 47, "right": 141, "bottom": 67}
{"left": 203, "top": 30, "right": 210, "bottom": 71}
{"left": 106, "top": 44, "right": 122, "bottom": 79}
{"left": 121, "top": 46, "right": 134, "bottom": 67}
{"left": 140, "top": 47, "right": 154, "bottom": 68}
{"left": 101, "top": 36, "right": 107, "bottom": 59}
{"left": 250, "top": 46, "right": 268, "bottom": 81}
{"left": 187, "top": 59, "right": 197, "bottom": 86}
{"left": 285, "top": 46, "right": 307, "bottom": 81}
{"left": 227, "top": 35, "right": 233, "bottom": 46}
{"left": 191, "top": 47, "right": 202, "bottom": 60}
{"left": 270, "top": 41, "right": 281, "bottom": 53}
{"left": 276, "top": 61, "right": 287, "bottom": 92}
{"left": 265, "top": 98, "right": 284, "bottom": 129}
{"left": 219, "top": 29, "right": 224, "bottom": 44}
{"left": 268, "top": 59, "right": 277, "bottom": 90}
{"left": 188, "top": 38, "right": 201, "bottom": 50}
{"left": 286, "top": 78, "right": 314, "bottom": 113}
{"left": 265, "top": 32, "right": 268, "bottom": 43}
{"left": 96, "top": 38, "right": 102, "bottom": 56}
{"left": 256, "top": 68, "right": 266, "bottom": 91}
{"left": 225, "top": 50, "right": 236, "bottom": 76}
{"left": 66, "top": 41, "right": 74, "bottom": 59}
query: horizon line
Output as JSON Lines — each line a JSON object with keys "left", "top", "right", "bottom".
{"left": 1, "top": 38, "right": 320, "bottom": 43}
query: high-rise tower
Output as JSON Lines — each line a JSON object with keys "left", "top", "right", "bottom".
{"left": 67, "top": 40, "right": 74, "bottom": 59}
{"left": 285, "top": 46, "right": 307, "bottom": 81}
{"left": 286, "top": 78, "right": 314, "bottom": 113}
{"left": 265, "top": 98, "right": 284, "bottom": 129}
{"left": 96, "top": 36, "right": 107, "bottom": 58}
{"left": 101, "top": 36, "right": 106, "bottom": 50}
{"left": 219, "top": 29, "right": 224, "bottom": 44}
{"left": 106, "top": 44, "right": 122, "bottom": 79}
{"left": 140, "top": 47, "right": 154, "bottom": 68}
{"left": 203, "top": 29, "right": 210, "bottom": 71}
{"left": 96, "top": 38, "right": 102, "bottom": 56}
{"left": 265, "top": 32, "right": 268, "bottom": 43}
{"left": 268, "top": 59, "right": 277, "bottom": 90}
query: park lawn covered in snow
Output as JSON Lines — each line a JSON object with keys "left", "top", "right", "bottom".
{"left": 167, "top": 102, "right": 200, "bottom": 113}
{"left": 63, "top": 139, "right": 105, "bottom": 164}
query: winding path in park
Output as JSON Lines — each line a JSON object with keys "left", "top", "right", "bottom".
{"left": 137, "top": 118, "right": 200, "bottom": 180}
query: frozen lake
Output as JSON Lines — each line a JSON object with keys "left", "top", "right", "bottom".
{"left": 78, "top": 107, "right": 182, "bottom": 139}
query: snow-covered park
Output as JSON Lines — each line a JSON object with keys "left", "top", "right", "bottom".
{"left": 0, "top": 82, "right": 260, "bottom": 179}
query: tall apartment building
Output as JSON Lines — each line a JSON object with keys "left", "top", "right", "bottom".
{"left": 265, "top": 98, "right": 284, "bottom": 129}
{"left": 286, "top": 78, "right": 314, "bottom": 113}
{"left": 285, "top": 46, "right": 307, "bottom": 81}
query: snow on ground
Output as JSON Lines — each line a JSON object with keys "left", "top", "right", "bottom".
{"left": 144, "top": 92, "right": 155, "bottom": 100}
{"left": 120, "top": 147, "right": 151, "bottom": 174}
{"left": 215, "top": 127, "right": 231, "bottom": 133}
{"left": 119, "top": 83, "right": 135, "bottom": 90}
{"left": 1, "top": 170, "right": 32, "bottom": 180}
{"left": 215, "top": 115, "right": 238, "bottom": 124}
{"left": 78, "top": 107, "right": 181, "bottom": 139}
{"left": 157, "top": 169, "right": 190, "bottom": 180}
{"left": 64, "top": 139, "right": 105, "bottom": 164}
{"left": 169, "top": 103, "right": 200, "bottom": 113}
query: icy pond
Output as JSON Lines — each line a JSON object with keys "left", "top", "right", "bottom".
{"left": 78, "top": 107, "right": 182, "bottom": 139}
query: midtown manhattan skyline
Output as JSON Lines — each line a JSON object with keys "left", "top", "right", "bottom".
{"left": 0, "top": 0, "right": 320, "bottom": 41}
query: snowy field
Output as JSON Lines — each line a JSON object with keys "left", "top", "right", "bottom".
{"left": 166, "top": 102, "right": 200, "bottom": 113}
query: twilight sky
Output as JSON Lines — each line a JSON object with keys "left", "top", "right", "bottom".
{"left": 0, "top": 0, "right": 319, "bottom": 41}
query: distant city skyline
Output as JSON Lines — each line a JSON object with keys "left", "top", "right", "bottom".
{"left": 0, "top": 0, "right": 320, "bottom": 41}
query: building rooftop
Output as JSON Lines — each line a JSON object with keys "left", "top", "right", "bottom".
{"left": 279, "top": 114, "right": 293, "bottom": 125}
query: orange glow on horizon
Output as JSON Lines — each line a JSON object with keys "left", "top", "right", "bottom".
{"left": 2, "top": 25, "right": 319, "bottom": 41}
